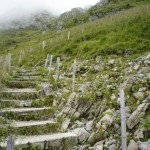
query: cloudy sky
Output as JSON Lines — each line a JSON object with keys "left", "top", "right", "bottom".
{"left": 0, "top": 0, "right": 100, "bottom": 22}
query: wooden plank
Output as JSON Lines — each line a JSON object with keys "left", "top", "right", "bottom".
{"left": 55, "top": 57, "right": 60, "bottom": 81}
{"left": 120, "top": 89, "right": 127, "bottom": 150}
{"left": 72, "top": 59, "right": 76, "bottom": 92}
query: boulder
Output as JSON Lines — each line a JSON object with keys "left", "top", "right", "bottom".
{"left": 88, "top": 132, "right": 100, "bottom": 145}
{"left": 73, "top": 128, "right": 90, "bottom": 143}
{"left": 139, "top": 140, "right": 150, "bottom": 150}
{"left": 86, "top": 120, "right": 93, "bottom": 131}
{"left": 108, "top": 59, "right": 115, "bottom": 65}
{"left": 61, "top": 118, "right": 70, "bottom": 131}
{"left": 96, "top": 109, "right": 115, "bottom": 129}
{"left": 133, "top": 92, "right": 144, "bottom": 100}
{"left": 127, "top": 102, "right": 149, "bottom": 129}
{"left": 41, "top": 82, "right": 53, "bottom": 96}
{"left": 127, "top": 140, "right": 138, "bottom": 150}
{"left": 134, "top": 128, "right": 145, "bottom": 139}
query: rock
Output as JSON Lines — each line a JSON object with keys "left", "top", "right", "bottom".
{"left": 133, "top": 92, "right": 144, "bottom": 100}
{"left": 127, "top": 140, "right": 138, "bottom": 150}
{"left": 105, "top": 139, "right": 116, "bottom": 147}
{"left": 67, "top": 92, "right": 78, "bottom": 107}
{"left": 134, "top": 128, "right": 145, "bottom": 139}
{"left": 73, "top": 111, "right": 80, "bottom": 119}
{"left": 133, "top": 64, "right": 140, "bottom": 70}
{"left": 61, "top": 118, "right": 70, "bottom": 131}
{"left": 96, "top": 109, "right": 115, "bottom": 129}
{"left": 108, "top": 59, "right": 115, "bottom": 65}
{"left": 81, "top": 144, "right": 90, "bottom": 150}
{"left": 111, "top": 94, "right": 116, "bottom": 101}
{"left": 88, "top": 132, "right": 99, "bottom": 145}
{"left": 73, "top": 128, "right": 90, "bottom": 143}
{"left": 127, "top": 101, "right": 149, "bottom": 129}
{"left": 94, "top": 65, "right": 104, "bottom": 72}
{"left": 108, "top": 144, "right": 116, "bottom": 150}
{"left": 144, "top": 60, "right": 150, "bottom": 66}
{"left": 141, "top": 67, "right": 150, "bottom": 73}
{"left": 89, "top": 144, "right": 103, "bottom": 150}
{"left": 75, "top": 120, "right": 84, "bottom": 128}
{"left": 139, "top": 140, "right": 150, "bottom": 150}
{"left": 41, "top": 82, "right": 53, "bottom": 96}
{"left": 86, "top": 120, "right": 93, "bottom": 131}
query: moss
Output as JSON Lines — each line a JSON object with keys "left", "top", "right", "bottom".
{"left": 3, "top": 108, "right": 55, "bottom": 121}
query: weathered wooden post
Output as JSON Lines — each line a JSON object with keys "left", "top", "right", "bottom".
{"left": 120, "top": 89, "right": 127, "bottom": 150}
{"left": 6, "top": 136, "right": 14, "bottom": 150}
{"left": 82, "top": 28, "right": 84, "bottom": 34}
{"left": 48, "top": 55, "right": 53, "bottom": 75}
{"left": 18, "top": 50, "right": 22, "bottom": 64}
{"left": 55, "top": 57, "right": 60, "bottom": 81}
{"left": 68, "top": 31, "right": 70, "bottom": 40}
{"left": 43, "top": 41, "right": 46, "bottom": 50}
{"left": 110, "top": 16, "right": 113, "bottom": 22}
{"left": 8, "top": 53, "right": 11, "bottom": 73}
{"left": 72, "top": 59, "right": 76, "bottom": 92}
{"left": 29, "top": 47, "right": 32, "bottom": 53}
{"left": 44, "top": 54, "right": 49, "bottom": 69}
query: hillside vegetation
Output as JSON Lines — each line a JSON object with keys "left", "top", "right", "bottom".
{"left": 0, "top": 0, "right": 150, "bottom": 149}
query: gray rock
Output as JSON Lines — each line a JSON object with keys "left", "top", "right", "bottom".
{"left": 144, "top": 60, "right": 150, "bottom": 66}
{"left": 89, "top": 144, "right": 103, "bottom": 150}
{"left": 61, "top": 118, "right": 70, "bottom": 131}
{"left": 133, "top": 92, "right": 144, "bottom": 100}
{"left": 73, "top": 111, "right": 80, "bottom": 119}
{"left": 86, "top": 120, "right": 93, "bottom": 131}
{"left": 133, "top": 64, "right": 140, "bottom": 70}
{"left": 134, "top": 128, "right": 145, "bottom": 139}
{"left": 108, "top": 144, "right": 116, "bottom": 150}
{"left": 96, "top": 109, "right": 115, "bottom": 129}
{"left": 139, "top": 140, "right": 150, "bottom": 150}
{"left": 73, "top": 128, "right": 90, "bottom": 143}
{"left": 75, "top": 120, "right": 84, "bottom": 128}
{"left": 108, "top": 59, "right": 115, "bottom": 65}
{"left": 127, "top": 102, "right": 149, "bottom": 129}
{"left": 105, "top": 139, "right": 116, "bottom": 147}
{"left": 127, "top": 140, "right": 138, "bottom": 150}
{"left": 41, "top": 82, "right": 53, "bottom": 96}
{"left": 88, "top": 132, "right": 99, "bottom": 145}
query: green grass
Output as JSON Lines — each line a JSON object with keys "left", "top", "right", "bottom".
{"left": 0, "top": 4, "right": 149, "bottom": 69}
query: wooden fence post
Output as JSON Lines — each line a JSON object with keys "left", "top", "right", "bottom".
{"left": 43, "top": 41, "right": 46, "bottom": 50}
{"left": 6, "top": 136, "right": 14, "bottom": 150}
{"left": 44, "top": 54, "right": 49, "bottom": 69}
{"left": 8, "top": 53, "right": 11, "bottom": 73}
{"left": 55, "top": 57, "right": 60, "bottom": 81}
{"left": 120, "top": 89, "right": 127, "bottom": 150}
{"left": 72, "top": 59, "right": 76, "bottom": 92}
{"left": 18, "top": 50, "right": 22, "bottom": 64}
{"left": 48, "top": 55, "right": 53, "bottom": 75}
{"left": 68, "top": 31, "right": 70, "bottom": 40}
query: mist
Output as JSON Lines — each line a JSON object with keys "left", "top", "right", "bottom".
{"left": 0, "top": 0, "right": 100, "bottom": 24}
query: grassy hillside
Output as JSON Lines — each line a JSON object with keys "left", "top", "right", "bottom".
{"left": 0, "top": 3, "right": 149, "bottom": 69}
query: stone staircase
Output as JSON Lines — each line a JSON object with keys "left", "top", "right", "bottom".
{"left": 0, "top": 69, "right": 80, "bottom": 149}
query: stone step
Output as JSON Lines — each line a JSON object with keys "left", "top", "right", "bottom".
{"left": 0, "top": 120, "right": 58, "bottom": 136}
{"left": 1, "top": 107, "right": 55, "bottom": 121}
{"left": 1, "top": 88, "right": 38, "bottom": 93}
{"left": 0, "top": 132, "right": 78, "bottom": 147}
{"left": 12, "top": 120, "right": 56, "bottom": 128}
{"left": 0, "top": 88, "right": 40, "bottom": 99}
{"left": 0, "top": 99, "right": 33, "bottom": 107}
{"left": 13, "top": 76, "right": 41, "bottom": 81}
{"left": 14, "top": 72, "right": 43, "bottom": 76}
{"left": 6, "top": 81, "right": 37, "bottom": 88}
{"left": 1, "top": 107, "right": 51, "bottom": 113}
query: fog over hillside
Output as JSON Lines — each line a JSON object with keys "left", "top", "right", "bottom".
{"left": 0, "top": 0, "right": 100, "bottom": 26}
